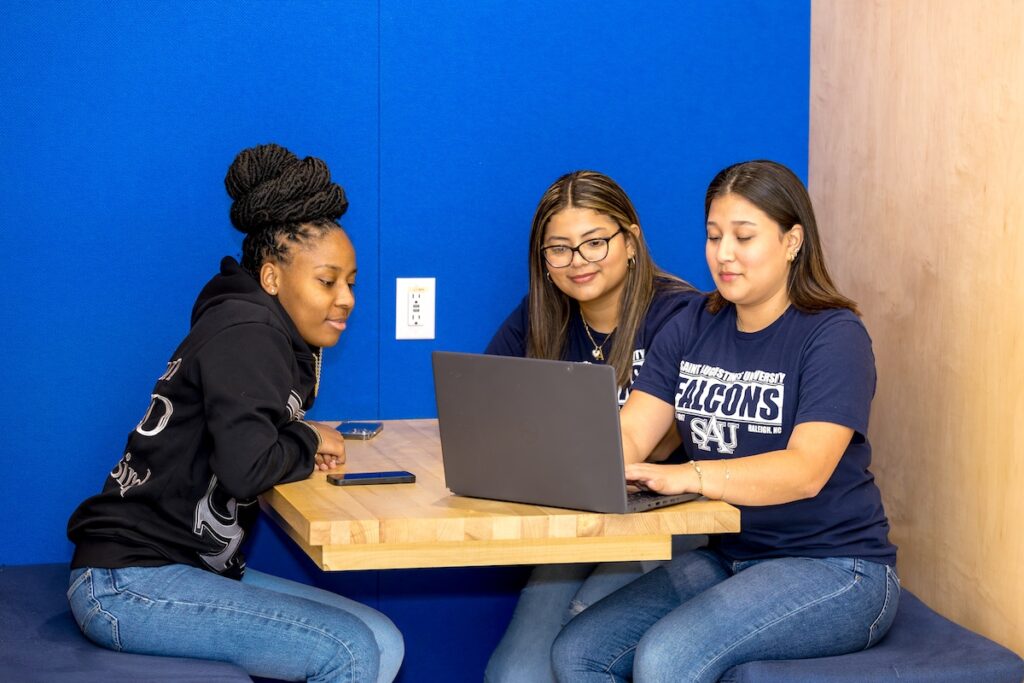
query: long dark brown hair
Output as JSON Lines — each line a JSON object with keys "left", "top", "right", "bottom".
{"left": 704, "top": 160, "right": 859, "bottom": 315}
{"left": 527, "top": 170, "right": 695, "bottom": 387}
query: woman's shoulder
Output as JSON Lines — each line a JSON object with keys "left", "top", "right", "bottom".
{"left": 484, "top": 294, "right": 530, "bottom": 356}
{"left": 637, "top": 288, "right": 714, "bottom": 354}
{"left": 792, "top": 306, "right": 869, "bottom": 339}
{"left": 647, "top": 278, "right": 705, "bottom": 322}
{"left": 789, "top": 307, "right": 874, "bottom": 369}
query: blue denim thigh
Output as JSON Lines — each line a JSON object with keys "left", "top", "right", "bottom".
{"left": 489, "top": 553, "right": 697, "bottom": 683}
{"left": 634, "top": 556, "right": 900, "bottom": 683}
{"left": 486, "top": 562, "right": 598, "bottom": 683}
{"left": 67, "top": 565, "right": 380, "bottom": 683}
{"left": 552, "top": 549, "right": 731, "bottom": 683}
{"left": 570, "top": 561, "right": 651, "bottom": 620}
{"left": 242, "top": 569, "right": 404, "bottom": 683}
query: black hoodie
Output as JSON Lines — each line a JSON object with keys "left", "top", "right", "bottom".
{"left": 68, "top": 257, "right": 321, "bottom": 579}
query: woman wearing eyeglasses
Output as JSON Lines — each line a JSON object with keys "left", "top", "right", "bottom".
{"left": 484, "top": 170, "right": 701, "bottom": 683}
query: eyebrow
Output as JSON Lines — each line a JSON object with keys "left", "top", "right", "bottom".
{"left": 706, "top": 220, "right": 758, "bottom": 228}
{"left": 545, "top": 226, "right": 614, "bottom": 243}
{"left": 315, "top": 265, "right": 358, "bottom": 276}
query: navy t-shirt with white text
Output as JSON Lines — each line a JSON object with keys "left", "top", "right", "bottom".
{"left": 485, "top": 283, "right": 699, "bottom": 405}
{"left": 633, "top": 296, "right": 896, "bottom": 565}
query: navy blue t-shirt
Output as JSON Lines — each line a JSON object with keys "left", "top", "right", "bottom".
{"left": 485, "top": 284, "right": 698, "bottom": 405}
{"left": 633, "top": 296, "right": 896, "bottom": 565}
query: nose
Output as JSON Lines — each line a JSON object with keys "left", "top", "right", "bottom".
{"left": 336, "top": 284, "right": 355, "bottom": 310}
{"left": 570, "top": 247, "right": 590, "bottom": 267}
{"left": 715, "top": 237, "right": 735, "bottom": 263}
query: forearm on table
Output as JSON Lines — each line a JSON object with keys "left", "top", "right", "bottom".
{"left": 688, "top": 450, "right": 816, "bottom": 505}
{"left": 687, "top": 422, "right": 850, "bottom": 505}
{"left": 626, "top": 420, "right": 852, "bottom": 505}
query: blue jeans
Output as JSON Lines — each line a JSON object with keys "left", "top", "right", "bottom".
{"left": 68, "top": 565, "right": 404, "bottom": 682}
{"left": 486, "top": 536, "right": 707, "bottom": 683}
{"left": 551, "top": 548, "right": 900, "bottom": 683}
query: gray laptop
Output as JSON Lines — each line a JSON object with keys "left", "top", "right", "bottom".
{"left": 431, "top": 351, "right": 698, "bottom": 514}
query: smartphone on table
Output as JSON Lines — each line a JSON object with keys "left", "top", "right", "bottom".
{"left": 336, "top": 421, "right": 383, "bottom": 440}
{"left": 327, "top": 470, "right": 416, "bottom": 486}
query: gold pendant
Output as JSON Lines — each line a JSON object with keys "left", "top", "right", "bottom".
{"left": 592, "top": 347, "right": 603, "bottom": 361}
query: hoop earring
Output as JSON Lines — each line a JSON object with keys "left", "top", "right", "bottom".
{"left": 628, "top": 255, "right": 636, "bottom": 269}
{"left": 545, "top": 271, "right": 552, "bottom": 282}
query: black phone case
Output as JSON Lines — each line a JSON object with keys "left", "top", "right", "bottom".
{"left": 327, "top": 471, "right": 415, "bottom": 486}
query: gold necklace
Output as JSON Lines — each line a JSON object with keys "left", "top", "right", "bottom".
{"left": 581, "top": 315, "right": 614, "bottom": 361}
{"left": 314, "top": 348, "right": 322, "bottom": 397}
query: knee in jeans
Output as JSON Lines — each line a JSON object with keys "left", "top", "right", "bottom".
{"left": 375, "top": 616, "right": 405, "bottom": 681}
{"left": 550, "top": 622, "right": 584, "bottom": 677}
{"left": 634, "top": 633, "right": 678, "bottom": 681}
{"left": 484, "top": 652, "right": 524, "bottom": 683}
{"left": 317, "top": 618, "right": 381, "bottom": 682}
{"left": 567, "top": 598, "right": 588, "bottom": 619}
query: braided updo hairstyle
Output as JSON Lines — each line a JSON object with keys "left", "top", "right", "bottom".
{"left": 225, "top": 143, "right": 349, "bottom": 277}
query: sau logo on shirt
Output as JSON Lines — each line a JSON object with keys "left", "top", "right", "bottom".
{"left": 689, "top": 415, "right": 739, "bottom": 454}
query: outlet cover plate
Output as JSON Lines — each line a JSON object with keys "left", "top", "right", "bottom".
{"left": 395, "top": 277, "right": 435, "bottom": 340}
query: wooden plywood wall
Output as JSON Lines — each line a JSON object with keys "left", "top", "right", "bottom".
{"left": 809, "top": 0, "right": 1023, "bottom": 654}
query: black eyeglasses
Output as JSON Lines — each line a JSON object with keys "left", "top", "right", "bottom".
{"left": 540, "top": 229, "right": 624, "bottom": 268}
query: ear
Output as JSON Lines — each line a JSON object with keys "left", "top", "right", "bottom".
{"left": 260, "top": 261, "right": 281, "bottom": 296}
{"left": 626, "top": 223, "right": 642, "bottom": 258}
{"left": 786, "top": 224, "right": 804, "bottom": 260}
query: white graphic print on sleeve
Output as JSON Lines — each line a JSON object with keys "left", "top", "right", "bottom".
{"left": 675, "top": 361, "right": 786, "bottom": 454}
{"left": 110, "top": 452, "right": 151, "bottom": 497}
{"left": 135, "top": 394, "right": 173, "bottom": 436}
{"left": 158, "top": 358, "right": 182, "bottom": 382}
{"left": 618, "top": 349, "right": 647, "bottom": 406}
{"left": 285, "top": 390, "right": 306, "bottom": 421}
{"left": 194, "top": 475, "right": 252, "bottom": 573}
{"left": 135, "top": 359, "right": 182, "bottom": 436}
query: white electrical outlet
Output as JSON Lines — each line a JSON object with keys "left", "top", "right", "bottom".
{"left": 396, "top": 277, "right": 435, "bottom": 340}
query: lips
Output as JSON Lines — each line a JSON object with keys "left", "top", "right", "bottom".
{"left": 718, "top": 271, "right": 740, "bottom": 283}
{"left": 569, "top": 272, "right": 598, "bottom": 284}
{"left": 326, "top": 318, "right": 348, "bottom": 331}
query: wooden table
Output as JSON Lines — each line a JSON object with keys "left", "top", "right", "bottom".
{"left": 260, "top": 419, "right": 739, "bottom": 571}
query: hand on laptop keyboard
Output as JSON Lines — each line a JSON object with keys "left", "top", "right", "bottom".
{"left": 626, "top": 480, "right": 652, "bottom": 494}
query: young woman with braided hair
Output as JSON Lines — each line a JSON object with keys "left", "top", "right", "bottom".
{"left": 67, "top": 143, "right": 403, "bottom": 682}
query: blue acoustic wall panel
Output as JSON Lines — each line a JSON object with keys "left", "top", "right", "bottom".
{"left": 377, "top": 0, "right": 810, "bottom": 419}
{"left": 1, "top": 1, "right": 808, "bottom": 680}
{"left": 0, "top": 1, "right": 381, "bottom": 564}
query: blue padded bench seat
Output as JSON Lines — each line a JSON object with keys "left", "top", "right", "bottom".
{"left": 0, "top": 563, "right": 252, "bottom": 682}
{"left": 724, "top": 589, "right": 1024, "bottom": 683}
